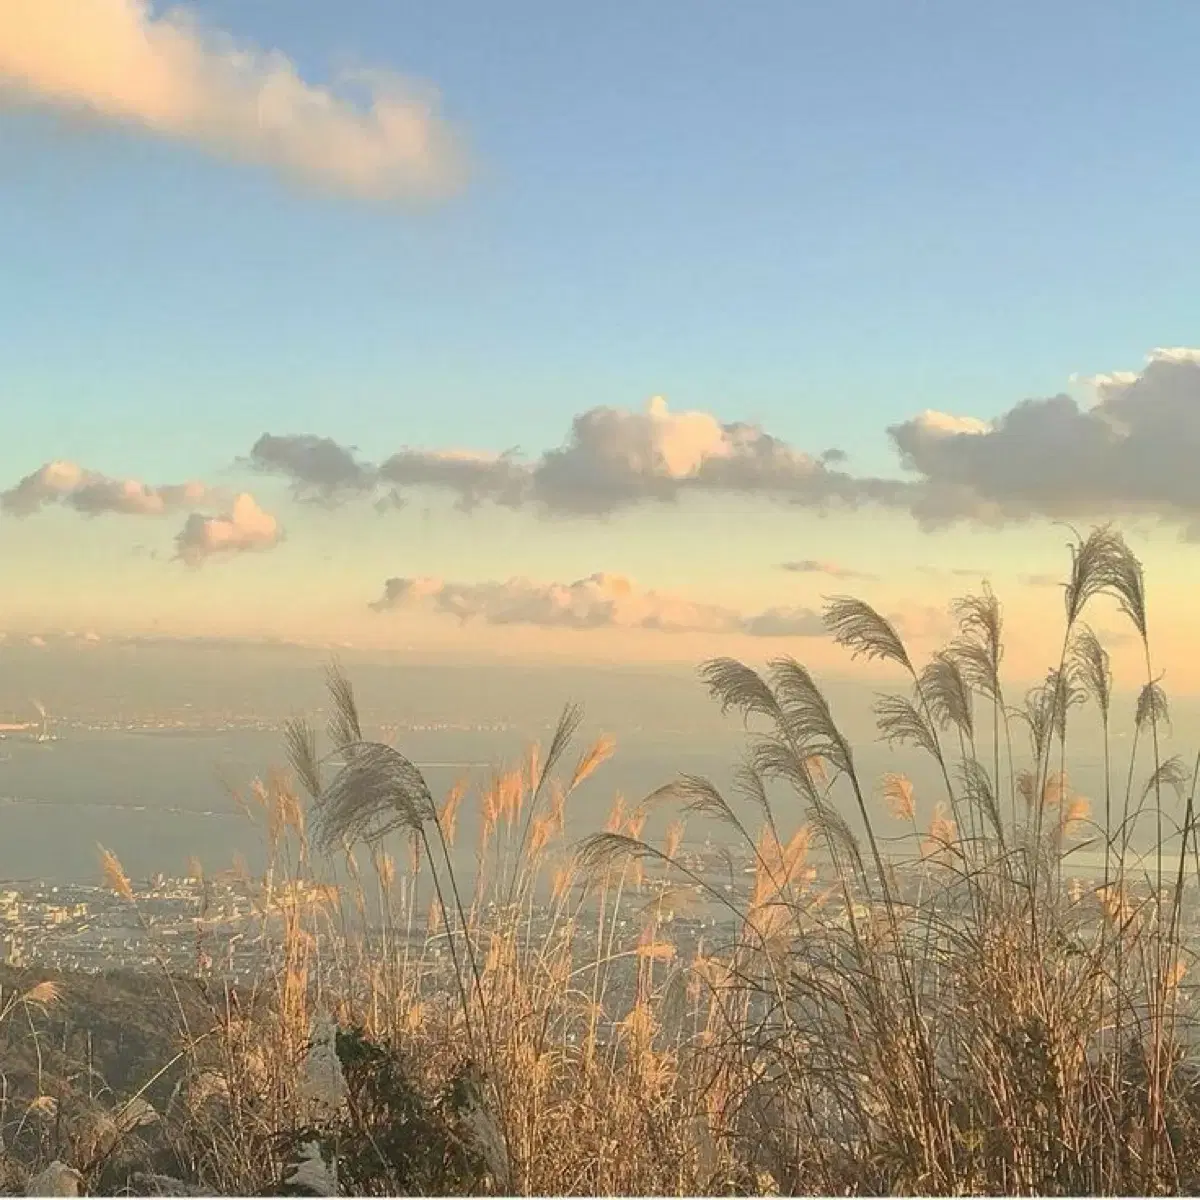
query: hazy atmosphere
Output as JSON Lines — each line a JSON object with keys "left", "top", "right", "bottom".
{"left": 3, "top": 3, "right": 1200, "bottom": 1197}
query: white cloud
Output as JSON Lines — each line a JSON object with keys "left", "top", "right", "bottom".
{"left": 531, "top": 396, "right": 902, "bottom": 516}
{"left": 370, "top": 572, "right": 826, "bottom": 638}
{"left": 1, "top": 461, "right": 214, "bottom": 517}
{"left": 174, "top": 493, "right": 281, "bottom": 565}
{"left": 0, "top": 0, "right": 463, "bottom": 201}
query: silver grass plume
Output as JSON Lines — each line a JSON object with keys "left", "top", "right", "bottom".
{"left": 1140, "top": 755, "right": 1189, "bottom": 806}
{"left": 575, "top": 831, "right": 657, "bottom": 877}
{"left": 950, "top": 585, "right": 1003, "bottom": 702}
{"left": 324, "top": 659, "right": 363, "bottom": 753}
{"left": 1014, "top": 681, "right": 1055, "bottom": 766}
{"left": 746, "top": 736, "right": 823, "bottom": 807}
{"left": 699, "top": 658, "right": 788, "bottom": 726}
{"left": 805, "top": 805, "right": 864, "bottom": 880}
{"left": 1136, "top": 678, "right": 1171, "bottom": 734}
{"left": 732, "top": 760, "right": 781, "bottom": 838}
{"left": 919, "top": 651, "right": 975, "bottom": 741}
{"left": 1062, "top": 525, "right": 1128, "bottom": 629}
{"left": 768, "top": 657, "right": 852, "bottom": 774}
{"left": 959, "top": 758, "right": 1004, "bottom": 843}
{"left": 313, "top": 741, "right": 436, "bottom": 850}
{"left": 873, "top": 693, "right": 940, "bottom": 761}
{"left": 670, "top": 773, "right": 748, "bottom": 836}
{"left": 542, "top": 703, "right": 585, "bottom": 788}
{"left": 1071, "top": 625, "right": 1113, "bottom": 721}
{"left": 1045, "top": 665, "right": 1085, "bottom": 744}
{"left": 285, "top": 717, "right": 323, "bottom": 801}
{"left": 823, "top": 596, "right": 913, "bottom": 674}
{"left": 1097, "top": 530, "right": 1148, "bottom": 640}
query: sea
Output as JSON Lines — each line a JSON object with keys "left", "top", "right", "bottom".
{"left": 0, "top": 723, "right": 1172, "bottom": 888}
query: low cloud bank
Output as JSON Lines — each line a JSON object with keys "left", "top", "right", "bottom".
{"left": 252, "top": 347, "right": 1200, "bottom": 537}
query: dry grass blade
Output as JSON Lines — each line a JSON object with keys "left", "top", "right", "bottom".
{"left": 823, "top": 596, "right": 913, "bottom": 673}
{"left": 439, "top": 776, "right": 468, "bottom": 846}
{"left": 922, "top": 806, "right": 958, "bottom": 860}
{"left": 99, "top": 844, "right": 135, "bottom": 902}
{"left": 569, "top": 732, "right": 616, "bottom": 792}
{"left": 663, "top": 819, "right": 686, "bottom": 861}
{"left": 540, "top": 703, "right": 585, "bottom": 792}
{"left": 881, "top": 772, "right": 915, "bottom": 822}
{"left": 21, "top": 981, "right": 61, "bottom": 1009}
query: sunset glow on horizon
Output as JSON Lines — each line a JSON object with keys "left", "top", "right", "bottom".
{"left": 4, "top": 1, "right": 1200, "bottom": 691}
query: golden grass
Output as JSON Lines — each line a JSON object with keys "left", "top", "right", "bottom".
{"left": 9, "top": 524, "right": 1200, "bottom": 1195}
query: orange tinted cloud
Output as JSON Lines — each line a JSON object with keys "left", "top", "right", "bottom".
{"left": 0, "top": 0, "right": 463, "bottom": 200}
{"left": 175, "top": 493, "right": 281, "bottom": 565}
{"left": 0, "top": 461, "right": 214, "bottom": 517}
{"left": 370, "top": 571, "right": 827, "bottom": 637}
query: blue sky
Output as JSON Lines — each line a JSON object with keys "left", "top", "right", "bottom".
{"left": 4, "top": 0, "right": 1199, "bottom": 476}
{"left": 2, "top": 0, "right": 1200, "bottom": 679}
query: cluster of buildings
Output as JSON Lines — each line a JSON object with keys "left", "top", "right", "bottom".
{"left": 0, "top": 876, "right": 264, "bottom": 976}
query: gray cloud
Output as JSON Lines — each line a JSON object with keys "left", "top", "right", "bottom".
{"left": 230, "top": 345, "right": 1200, "bottom": 540}
{"left": 916, "top": 566, "right": 992, "bottom": 582}
{"left": 247, "top": 434, "right": 377, "bottom": 502}
{"left": 889, "top": 347, "right": 1200, "bottom": 534}
{"left": 253, "top": 396, "right": 908, "bottom": 518}
{"left": 1, "top": 461, "right": 216, "bottom": 517}
{"left": 369, "top": 572, "right": 826, "bottom": 638}
{"left": 740, "top": 607, "right": 828, "bottom": 637}
{"left": 780, "top": 559, "right": 878, "bottom": 581}
{"left": 378, "top": 448, "right": 529, "bottom": 511}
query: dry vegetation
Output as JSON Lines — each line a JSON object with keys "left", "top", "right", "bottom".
{"left": 5, "top": 525, "right": 1200, "bottom": 1194}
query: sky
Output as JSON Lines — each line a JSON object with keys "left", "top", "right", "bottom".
{"left": 2, "top": 0, "right": 1200, "bottom": 687}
